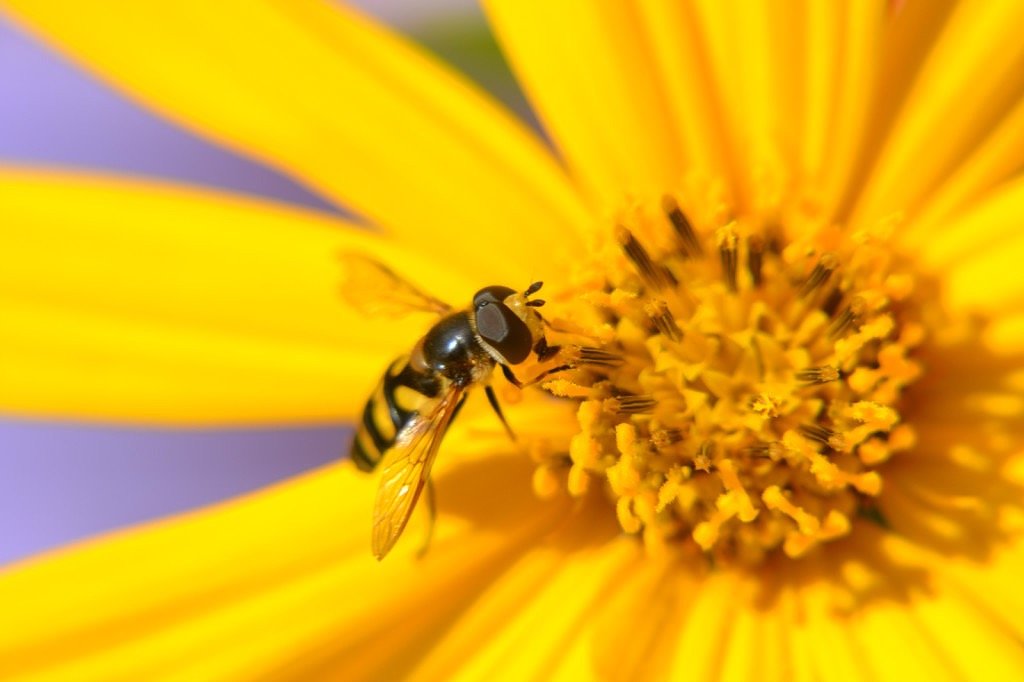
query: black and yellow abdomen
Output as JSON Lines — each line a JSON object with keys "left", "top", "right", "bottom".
{"left": 350, "top": 355, "right": 443, "bottom": 472}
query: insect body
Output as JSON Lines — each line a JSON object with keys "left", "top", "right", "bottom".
{"left": 343, "top": 256, "right": 560, "bottom": 560}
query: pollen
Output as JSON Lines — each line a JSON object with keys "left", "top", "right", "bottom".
{"left": 532, "top": 191, "right": 927, "bottom": 566}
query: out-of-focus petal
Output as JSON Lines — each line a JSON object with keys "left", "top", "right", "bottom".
{"left": 686, "top": 1, "right": 816, "bottom": 209}
{"left": 944, "top": 233, "right": 1024, "bottom": 316}
{"left": 856, "top": 533, "right": 1024, "bottom": 681}
{"left": 904, "top": 98, "right": 1024, "bottom": 237}
{"left": 415, "top": 527, "right": 633, "bottom": 681}
{"left": 483, "top": 1, "right": 686, "bottom": 209}
{"left": 808, "top": 2, "right": 885, "bottom": 217}
{"left": 0, "top": 431, "right": 568, "bottom": 680}
{"left": 665, "top": 570, "right": 742, "bottom": 680}
{"left": 850, "top": 1, "right": 1024, "bottom": 230}
{"left": 1, "top": 0, "right": 592, "bottom": 279}
{"left": 0, "top": 167, "right": 474, "bottom": 423}
{"left": 635, "top": 1, "right": 736, "bottom": 199}
{"left": 912, "top": 175, "right": 1024, "bottom": 267}
{"left": 899, "top": 175, "right": 1024, "bottom": 317}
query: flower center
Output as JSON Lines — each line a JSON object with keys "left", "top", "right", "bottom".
{"left": 531, "top": 192, "right": 925, "bottom": 566}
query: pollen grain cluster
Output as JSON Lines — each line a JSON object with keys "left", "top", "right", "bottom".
{"left": 533, "top": 193, "right": 924, "bottom": 565}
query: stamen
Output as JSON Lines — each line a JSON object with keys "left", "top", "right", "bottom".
{"left": 662, "top": 196, "right": 703, "bottom": 257}
{"left": 567, "top": 464, "right": 591, "bottom": 497}
{"left": 525, "top": 299, "right": 546, "bottom": 308}
{"left": 745, "top": 441, "right": 785, "bottom": 460}
{"left": 693, "top": 512, "right": 728, "bottom": 550}
{"left": 651, "top": 428, "right": 685, "bottom": 448}
{"left": 606, "top": 395, "right": 658, "bottom": 414}
{"left": 525, "top": 281, "right": 544, "bottom": 296}
{"left": 800, "top": 252, "right": 839, "bottom": 297}
{"left": 575, "top": 346, "right": 624, "bottom": 368}
{"left": 542, "top": 378, "right": 596, "bottom": 399}
{"left": 762, "top": 486, "right": 820, "bottom": 535}
{"left": 656, "top": 465, "right": 691, "bottom": 511}
{"left": 750, "top": 392, "right": 785, "bottom": 418}
{"left": 715, "top": 460, "right": 758, "bottom": 522}
{"left": 693, "top": 441, "right": 715, "bottom": 471}
{"left": 717, "top": 223, "right": 739, "bottom": 291}
{"left": 798, "top": 423, "right": 838, "bottom": 448}
{"left": 644, "top": 300, "right": 682, "bottom": 341}
{"left": 796, "top": 365, "right": 840, "bottom": 384}
{"left": 616, "top": 498, "right": 643, "bottom": 534}
{"left": 532, "top": 464, "right": 561, "bottom": 499}
{"left": 829, "top": 296, "right": 866, "bottom": 339}
{"left": 617, "top": 226, "right": 670, "bottom": 290}
{"left": 808, "top": 453, "right": 881, "bottom": 494}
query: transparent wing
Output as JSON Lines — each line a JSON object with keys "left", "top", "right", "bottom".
{"left": 371, "top": 385, "right": 466, "bottom": 560}
{"left": 339, "top": 251, "right": 452, "bottom": 318}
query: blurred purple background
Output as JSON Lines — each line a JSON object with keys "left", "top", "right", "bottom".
{"left": 0, "top": 1, "right": 496, "bottom": 565}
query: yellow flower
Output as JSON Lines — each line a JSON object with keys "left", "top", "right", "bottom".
{"left": 3, "top": 1, "right": 1024, "bottom": 680}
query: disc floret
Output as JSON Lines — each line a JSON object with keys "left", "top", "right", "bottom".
{"left": 535, "top": 194, "right": 923, "bottom": 565}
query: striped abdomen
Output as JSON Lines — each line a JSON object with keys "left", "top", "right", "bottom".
{"left": 350, "top": 355, "right": 443, "bottom": 472}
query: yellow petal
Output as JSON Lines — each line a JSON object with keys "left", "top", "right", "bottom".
{"left": 409, "top": 540, "right": 572, "bottom": 680}
{"left": 911, "top": 174, "right": 1024, "bottom": 270}
{"left": 903, "top": 97, "right": 1024, "bottom": 238}
{"left": 686, "top": 0, "right": 818, "bottom": 210}
{"left": 666, "top": 570, "right": 741, "bottom": 681}
{"left": 588, "top": 555, "right": 696, "bottom": 681}
{"left": 938, "top": 540, "right": 1024, "bottom": 647}
{"left": 723, "top": 2, "right": 804, "bottom": 169}
{"left": 850, "top": 0, "right": 1024, "bottom": 229}
{"left": 634, "top": 1, "right": 736, "bottom": 197}
{"left": 859, "top": 530, "right": 1024, "bottom": 680}
{"left": 796, "top": 559, "right": 871, "bottom": 682}
{"left": 0, "top": 167, "right": 476, "bottom": 423}
{"left": 831, "top": 0, "right": 951, "bottom": 218}
{"left": 718, "top": 576, "right": 779, "bottom": 682}
{"left": 944, "top": 231, "right": 1024, "bottom": 317}
{"left": 0, "top": 446, "right": 565, "bottom": 680}
{"left": 2, "top": 0, "right": 591, "bottom": 274}
{"left": 0, "top": 464, "right": 368, "bottom": 678}
{"left": 893, "top": 173, "right": 1024, "bottom": 317}
{"left": 910, "top": 579, "right": 1024, "bottom": 681}
{"left": 753, "top": 583, "right": 792, "bottom": 682}
{"left": 778, "top": 584, "right": 816, "bottom": 682}
{"left": 416, "top": 525, "right": 633, "bottom": 682}
{"left": 852, "top": 596, "right": 960, "bottom": 682}
{"left": 483, "top": 1, "right": 685, "bottom": 209}
{"left": 813, "top": 2, "right": 885, "bottom": 217}
{"left": 800, "top": 1, "right": 843, "bottom": 190}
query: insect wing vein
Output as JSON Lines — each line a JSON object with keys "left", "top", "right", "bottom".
{"left": 340, "top": 252, "right": 452, "bottom": 318}
{"left": 371, "top": 386, "right": 465, "bottom": 559}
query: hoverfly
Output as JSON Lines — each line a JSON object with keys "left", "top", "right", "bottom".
{"left": 341, "top": 254, "right": 565, "bottom": 560}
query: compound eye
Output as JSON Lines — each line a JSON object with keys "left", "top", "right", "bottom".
{"left": 474, "top": 300, "right": 532, "bottom": 364}
{"left": 473, "top": 285, "right": 516, "bottom": 310}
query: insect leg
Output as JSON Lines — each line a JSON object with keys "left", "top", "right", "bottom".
{"left": 523, "top": 363, "right": 574, "bottom": 386}
{"left": 416, "top": 477, "right": 437, "bottom": 560}
{"left": 501, "top": 363, "right": 524, "bottom": 388}
{"left": 502, "top": 356, "right": 570, "bottom": 389}
{"left": 533, "top": 337, "right": 562, "bottom": 362}
{"left": 485, "top": 384, "right": 517, "bottom": 442}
